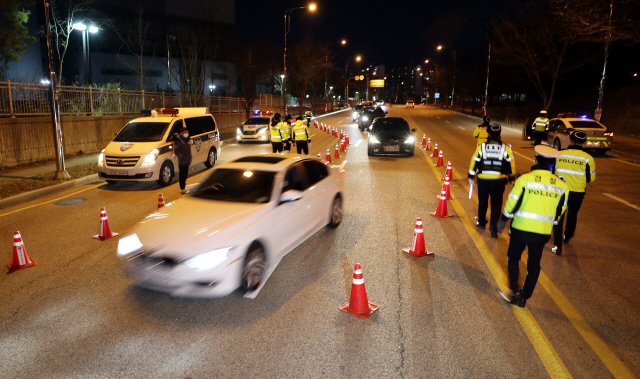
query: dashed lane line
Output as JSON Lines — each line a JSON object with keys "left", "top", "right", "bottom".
{"left": 458, "top": 126, "right": 465, "bottom": 130}
{"left": 355, "top": 140, "right": 362, "bottom": 147}
{"left": 603, "top": 193, "right": 640, "bottom": 212}
{"left": 513, "top": 151, "right": 535, "bottom": 163}
{"left": 445, "top": 120, "right": 451, "bottom": 123}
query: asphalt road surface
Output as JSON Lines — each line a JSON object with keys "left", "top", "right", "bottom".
{"left": 2, "top": 106, "right": 639, "bottom": 378}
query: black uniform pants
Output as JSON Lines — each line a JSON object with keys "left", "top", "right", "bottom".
{"left": 533, "top": 131, "right": 546, "bottom": 145}
{"left": 477, "top": 177, "right": 507, "bottom": 231}
{"left": 271, "top": 142, "right": 283, "bottom": 153}
{"left": 178, "top": 165, "right": 189, "bottom": 190}
{"left": 507, "top": 228, "right": 551, "bottom": 298}
{"left": 283, "top": 140, "right": 291, "bottom": 151}
{"left": 296, "top": 140, "right": 309, "bottom": 155}
{"left": 553, "top": 191, "right": 585, "bottom": 247}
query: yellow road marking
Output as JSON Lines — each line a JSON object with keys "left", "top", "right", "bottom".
{"left": 0, "top": 183, "right": 103, "bottom": 218}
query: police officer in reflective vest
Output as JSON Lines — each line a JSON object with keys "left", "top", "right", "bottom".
{"left": 292, "top": 115, "right": 311, "bottom": 155}
{"left": 532, "top": 110, "right": 549, "bottom": 145}
{"left": 551, "top": 130, "right": 595, "bottom": 255}
{"left": 269, "top": 113, "right": 284, "bottom": 153}
{"left": 497, "top": 145, "right": 568, "bottom": 307}
{"left": 473, "top": 114, "right": 491, "bottom": 147}
{"left": 468, "top": 124, "right": 516, "bottom": 238}
{"left": 282, "top": 115, "right": 293, "bottom": 152}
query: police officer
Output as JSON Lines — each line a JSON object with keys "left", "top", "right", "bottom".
{"left": 292, "top": 115, "right": 311, "bottom": 155}
{"left": 532, "top": 110, "right": 549, "bottom": 145}
{"left": 468, "top": 123, "right": 516, "bottom": 238}
{"left": 551, "top": 130, "right": 595, "bottom": 255}
{"left": 473, "top": 114, "right": 491, "bottom": 147}
{"left": 173, "top": 126, "right": 193, "bottom": 194}
{"left": 269, "top": 113, "right": 284, "bottom": 153}
{"left": 282, "top": 115, "right": 293, "bottom": 152}
{"left": 497, "top": 145, "right": 568, "bottom": 307}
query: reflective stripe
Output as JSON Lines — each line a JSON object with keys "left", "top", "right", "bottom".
{"left": 481, "top": 170, "right": 502, "bottom": 176}
{"left": 416, "top": 220, "right": 423, "bottom": 225}
{"left": 354, "top": 269, "right": 362, "bottom": 275}
{"left": 469, "top": 170, "right": 476, "bottom": 176}
{"left": 561, "top": 154, "right": 589, "bottom": 162}
{"left": 492, "top": 161, "right": 503, "bottom": 166}
{"left": 506, "top": 157, "right": 514, "bottom": 162}
{"left": 508, "top": 194, "right": 520, "bottom": 201}
{"left": 353, "top": 278, "right": 364, "bottom": 285}
{"left": 14, "top": 241, "right": 23, "bottom": 246}
{"left": 524, "top": 182, "right": 566, "bottom": 195}
{"left": 515, "top": 211, "right": 555, "bottom": 222}
{"left": 295, "top": 132, "right": 306, "bottom": 135}
{"left": 415, "top": 228, "right": 423, "bottom": 233}
{"left": 556, "top": 168, "right": 586, "bottom": 176}
{"left": 473, "top": 156, "right": 481, "bottom": 162}
{"left": 503, "top": 210, "right": 514, "bottom": 218}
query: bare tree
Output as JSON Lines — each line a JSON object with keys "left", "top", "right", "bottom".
{"left": 49, "top": 0, "right": 94, "bottom": 83}
{"left": 288, "top": 40, "right": 331, "bottom": 112}
{"left": 216, "top": 61, "right": 236, "bottom": 97}
{"left": 114, "top": 0, "right": 154, "bottom": 90}
{"left": 237, "top": 43, "right": 270, "bottom": 117}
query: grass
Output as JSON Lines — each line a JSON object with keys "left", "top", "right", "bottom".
{"left": 0, "top": 162, "right": 98, "bottom": 199}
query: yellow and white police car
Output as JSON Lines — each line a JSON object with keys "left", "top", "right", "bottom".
{"left": 97, "top": 108, "right": 220, "bottom": 186}
{"left": 546, "top": 113, "right": 613, "bottom": 154}
{"left": 237, "top": 110, "right": 272, "bottom": 143}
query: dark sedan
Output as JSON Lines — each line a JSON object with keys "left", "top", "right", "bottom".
{"left": 359, "top": 106, "right": 387, "bottom": 131}
{"left": 367, "top": 117, "right": 416, "bottom": 157}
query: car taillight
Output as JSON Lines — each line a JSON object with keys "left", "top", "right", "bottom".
{"left": 603, "top": 132, "right": 613, "bottom": 137}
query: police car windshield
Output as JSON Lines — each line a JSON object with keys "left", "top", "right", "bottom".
{"left": 114, "top": 121, "right": 170, "bottom": 142}
{"left": 192, "top": 168, "right": 275, "bottom": 203}
{"left": 245, "top": 117, "right": 270, "bottom": 125}
{"left": 567, "top": 121, "right": 605, "bottom": 130}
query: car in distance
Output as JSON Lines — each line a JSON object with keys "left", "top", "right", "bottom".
{"left": 359, "top": 106, "right": 387, "bottom": 131}
{"left": 352, "top": 104, "right": 364, "bottom": 122}
{"left": 237, "top": 115, "right": 272, "bottom": 143}
{"left": 116, "top": 154, "right": 345, "bottom": 297}
{"left": 546, "top": 113, "right": 613, "bottom": 154}
{"left": 367, "top": 117, "right": 416, "bottom": 157}
{"left": 405, "top": 100, "right": 415, "bottom": 108}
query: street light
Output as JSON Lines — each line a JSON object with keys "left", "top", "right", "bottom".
{"left": 209, "top": 84, "right": 215, "bottom": 95}
{"left": 284, "top": 4, "right": 317, "bottom": 115}
{"left": 74, "top": 22, "right": 98, "bottom": 85}
{"left": 425, "top": 59, "right": 429, "bottom": 64}
{"left": 341, "top": 39, "right": 347, "bottom": 45}
{"left": 356, "top": 56, "right": 361, "bottom": 62}
{"left": 436, "top": 44, "right": 456, "bottom": 108}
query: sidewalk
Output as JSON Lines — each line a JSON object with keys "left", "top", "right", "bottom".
{"left": 0, "top": 153, "right": 100, "bottom": 182}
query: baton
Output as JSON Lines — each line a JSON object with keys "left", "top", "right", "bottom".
{"left": 468, "top": 183, "right": 474, "bottom": 200}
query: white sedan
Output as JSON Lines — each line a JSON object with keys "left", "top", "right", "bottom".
{"left": 117, "top": 154, "right": 345, "bottom": 297}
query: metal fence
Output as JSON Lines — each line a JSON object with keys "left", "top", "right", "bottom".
{"left": 0, "top": 81, "right": 284, "bottom": 117}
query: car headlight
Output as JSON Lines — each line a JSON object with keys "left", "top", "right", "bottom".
{"left": 140, "top": 149, "right": 159, "bottom": 166}
{"left": 405, "top": 136, "right": 415, "bottom": 144}
{"left": 362, "top": 116, "right": 369, "bottom": 121}
{"left": 237, "top": 127, "right": 242, "bottom": 135}
{"left": 117, "top": 234, "right": 143, "bottom": 256}
{"left": 98, "top": 149, "right": 105, "bottom": 166}
{"left": 185, "top": 247, "right": 233, "bottom": 270}
{"left": 352, "top": 112, "right": 358, "bottom": 118}
{"left": 369, "top": 135, "right": 380, "bottom": 143}
{"left": 258, "top": 127, "right": 267, "bottom": 134}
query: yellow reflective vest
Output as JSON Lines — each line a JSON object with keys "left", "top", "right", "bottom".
{"left": 292, "top": 120, "right": 310, "bottom": 141}
{"left": 533, "top": 117, "right": 549, "bottom": 132}
{"left": 555, "top": 146, "right": 595, "bottom": 193}
{"left": 468, "top": 140, "right": 516, "bottom": 180}
{"left": 473, "top": 125, "right": 489, "bottom": 146}
{"left": 280, "top": 121, "right": 292, "bottom": 140}
{"left": 502, "top": 167, "right": 568, "bottom": 235}
{"left": 269, "top": 122, "right": 283, "bottom": 142}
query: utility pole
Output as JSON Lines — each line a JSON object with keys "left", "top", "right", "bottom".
{"left": 595, "top": 0, "right": 613, "bottom": 122}
{"left": 484, "top": 43, "right": 491, "bottom": 115}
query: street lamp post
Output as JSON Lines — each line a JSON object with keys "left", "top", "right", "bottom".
{"left": 437, "top": 45, "right": 456, "bottom": 108}
{"left": 73, "top": 22, "right": 98, "bottom": 85}
{"left": 346, "top": 75, "right": 363, "bottom": 105}
{"left": 284, "top": 3, "right": 316, "bottom": 115}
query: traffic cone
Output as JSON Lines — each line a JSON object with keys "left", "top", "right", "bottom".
{"left": 346, "top": 133, "right": 350, "bottom": 145}
{"left": 326, "top": 148, "right": 332, "bottom": 163}
{"left": 442, "top": 176, "right": 454, "bottom": 200}
{"left": 425, "top": 138, "right": 432, "bottom": 150}
{"left": 7, "top": 231, "right": 36, "bottom": 271}
{"left": 442, "top": 161, "right": 455, "bottom": 181}
{"left": 421, "top": 134, "right": 427, "bottom": 147}
{"left": 317, "top": 152, "right": 322, "bottom": 160}
{"left": 92, "top": 207, "right": 119, "bottom": 241}
{"left": 339, "top": 263, "right": 379, "bottom": 319}
{"left": 434, "top": 150, "right": 444, "bottom": 167}
{"left": 402, "top": 218, "right": 433, "bottom": 257}
{"left": 430, "top": 189, "right": 453, "bottom": 218}
{"left": 340, "top": 139, "right": 346, "bottom": 152}
{"left": 431, "top": 143, "right": 439, "bottom": 158}
{"left": 158, "top": 193, "right": 165, "bottom": 209}
{"left": 334, "top": 144, "right": 340, "bottom": 159}
{"left": 314, "top": 120, "right": 318, "bottom": 128}
{"left": 339, "top": 130, "right": 344, "bottom": 140}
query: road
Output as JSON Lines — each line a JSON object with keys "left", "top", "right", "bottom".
{"left": 1, "top": 106, "right": 639, "bottom": 378}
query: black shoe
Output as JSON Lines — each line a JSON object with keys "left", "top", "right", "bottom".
{"left": 511, "top": 291, "right": 527, "bottom": 308}
{"left": 491, "top": 230, "right": 498, "bottom": 238}
{"left": 476, "top": 221, "right": 486, "bottom": 229}
{"left": 552, "top": 246, "right": 562, "bottom": 256}
{"left": 563, "top": 235, "right": 571, "bottom": 244}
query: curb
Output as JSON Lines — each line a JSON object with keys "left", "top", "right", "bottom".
{"left": 0, "top": 173, "right": 102, "bottom": 210}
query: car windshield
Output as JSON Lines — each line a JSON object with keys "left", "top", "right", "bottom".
{"left": 192, "top": 168, "right": 275, "bottom": 203}
{"left": 113, "top": 121, "right": 171, "bottom": 142}
{"left": 373, "top": 119, "right": 410, "bottom": 133}
{"left": 354, "top": 105, "right": 363, "bottom": 111}
{"left": 244, "top": 117, "right": 270, "bottom": 125}
{"left": 363, "top": 107, "right": 384, "bottom": 114}
{"left": 567, "top": 121, "right": 605, "bottom": 130}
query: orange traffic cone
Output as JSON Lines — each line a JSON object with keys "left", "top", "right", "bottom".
{"left": 346, "top": 134, "right": 350, "bottom": 145}
{"left": 326, "top": 148, "right": 332, "bottom": 163}
{"left": 431, "top": 143, "right": 439, "bottom": 157}
{"left": 158, "top": 193, "right": 165, "bottom": 209}
{"left": 7, "top": 231, "right": 36, "bottom": 271}
{"left": 434, "top": 150, "right": 444, "bottom": 167}
{"left": 430, "top": 190, "right": 453, "bottom": 218}
{"left": 92, "top": 207, "right": 119, "bottom": 241}
{"left": 402, "top": 218, "right": 434, "bottom": 257}
{"left": 425, "top": 138, "right": 431, "bottom": 151}
{"left": 314, "top": 120, "right": 318, "bottom": 128}
{"left": 334, "top": 144, "right": 340, "bottom": 159}
{"left": 421, "top": 134, "right": 427, "bottom": 147}
{"left": 317, "top": 152, "right": 322, "bottom": 160}
{"left": 442, "top": 176, "right": 454, "bottom": 200}
{"left": 339, "top": 263, "right": 379, "bottom": 319}
{"left": 442, "top": 161, "right": 456, "bottom": 181}
{"left": 340, "top": 139, "right": 346, "bottom": 152}
{"left": 339, "top": 130, "right": 344, "bottom": 140}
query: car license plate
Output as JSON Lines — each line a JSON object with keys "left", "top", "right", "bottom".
{"left": 384, "top": 146, "right": 400, "bottom": 152}
{"left": 110, "top": 170, "right": 129, "bottom": 175}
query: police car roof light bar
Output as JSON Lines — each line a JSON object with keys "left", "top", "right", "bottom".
{"left": 253, "top": 110, "right": 260, "bottom": 115}
{"left": 141, "top": 109, "right": 152, "bottom": 116}
{"left": 162, "top": 108, "right": 179, "bottom": 116}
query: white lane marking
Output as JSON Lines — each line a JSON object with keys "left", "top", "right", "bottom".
{"left": 603, "top": 193, "right": 640, "bottom": 212}
{"left": 310, "top": 134, "right": 316, "bottom": 137}
{"left": 437, "top": 116, "right": 441, "bottom": 119}
{"left": 445, "top": 120, "right": 451, "bottom": 124}
{"left": 313, "top": 108, "right": 351, "bottom": 119}
{"left": 244, "top": 258, "right": 281, "bottom": 299}
{"left": 458, "top": 126, "right": 465, "bottom": 130}
{"left": 339, "top": 160, "right": 348, "bottom": 171}
{"left": 355, "top": 140, "right": 362, "bottom": 147}
{"left": 513, "top": 151, "right": 535, "bottom": 163}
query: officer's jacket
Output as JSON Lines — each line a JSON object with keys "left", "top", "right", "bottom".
{"left": 468, "top": 139, "right": 516, "bottom": 180}
{"left": 473, "top": 124, "right": 489, "bottom": 146}
{"left": 269, "top": 121, "right": 283, "bottom": 142}
{"left": 555, "top": 146, "right": 595, "bottom": 193}
{"left": 533, "top": 117, "right": 549, "bottom": 132}
{"left": 280, "top": 121, "right": 292, "bottom": 140}
{"left": 292, "top": 120, "right": 310, "bottom": 141}
{"left": 502, "top": 165, "right": 568, "bottom": 235}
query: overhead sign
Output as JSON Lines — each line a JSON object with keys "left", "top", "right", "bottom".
{"left": 435, "top": 93, "right": 440, "bottom": 99}
{"left": 369, "top": 79, "right": 385, "bottom": 88}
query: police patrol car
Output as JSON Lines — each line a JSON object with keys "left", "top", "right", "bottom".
{"left": 237, "top": 110, "right": 272, "bottom": 143}
{"left": 546, "top": 113, "right": 613, "bottom": 154}
{"left": 97, "top": 108, "right": 220, "bottom": 186}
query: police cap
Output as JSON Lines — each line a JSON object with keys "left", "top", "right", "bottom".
{"left": 540, "top": 110, "right": 547, "bottom": 114}
{"left": 273, "top": 113, "right": 281, "bottom": 119}
{"left": 534, "top": 145, "right": 561, "bottom": 159}
{"left": 487, "top": 123, "right": 501, "bottom": 135}
{"left": 569, "top": 130, "right": 587, "bottom": 144}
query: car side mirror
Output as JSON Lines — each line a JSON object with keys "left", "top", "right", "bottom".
{"left": 279, "top": 190, "right": 303, "bottom": 204}
{"left": 411, "top": 128, "right": 417, "bottom": 133}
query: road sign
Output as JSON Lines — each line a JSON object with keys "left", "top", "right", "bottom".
{"left": 369, "top": 79, "right": 385, "bottom": 88}
{"left": 594, "top": 109, "right": 602, "bottom": 121}
{"left": 435, "top": 93, "right": 440, "bottom": 99}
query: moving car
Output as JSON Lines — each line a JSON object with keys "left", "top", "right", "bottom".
{"left": 546, "top": 113, "right": 613, "bottom": 154}
{"left": 237, "top": 115, "right": 272, "bottom": 143}
{"left": 116, "top": 154, "right": 345, "bottom": 297}
{"left": 367, "top": 117, "right": 416, "bottom": 157}
{"left": 98, "top": 108, "right": 220, "bottom": 186}
{"left": 406, "top": 100, "right": 414, "bottom": 108}
{"left": 375, "top": 100, "right": 385, "bottom": 107}
{"left": 359, "top": 106, "right": 387, "bottom": 131}
{"left": 352, "top": 104, "right": 364, "bottom": 122}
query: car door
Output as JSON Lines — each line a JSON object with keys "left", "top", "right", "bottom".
{"left": 302, "top": 160, "right": 333, "bottom": 228}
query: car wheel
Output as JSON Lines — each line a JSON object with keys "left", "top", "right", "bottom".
{"left": 204, "top": 148, "right": 217, "bottom": 168}
{"left": 408, "top": 149, "right": 415, "bottom": 157}
{"left": 156, "top": 161, "right": 174, "bottom": 186}
{"left": 106, "top": 180, "right": 119, "bottom": 185}
{"left": 553, "top": 138, "right": 562, "bottom": 151}
{"left": 241, "top": 244, "right": 266, "bottom": 291}
{"left": 328, "top": 195, "right": 343, "bottom": 228}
